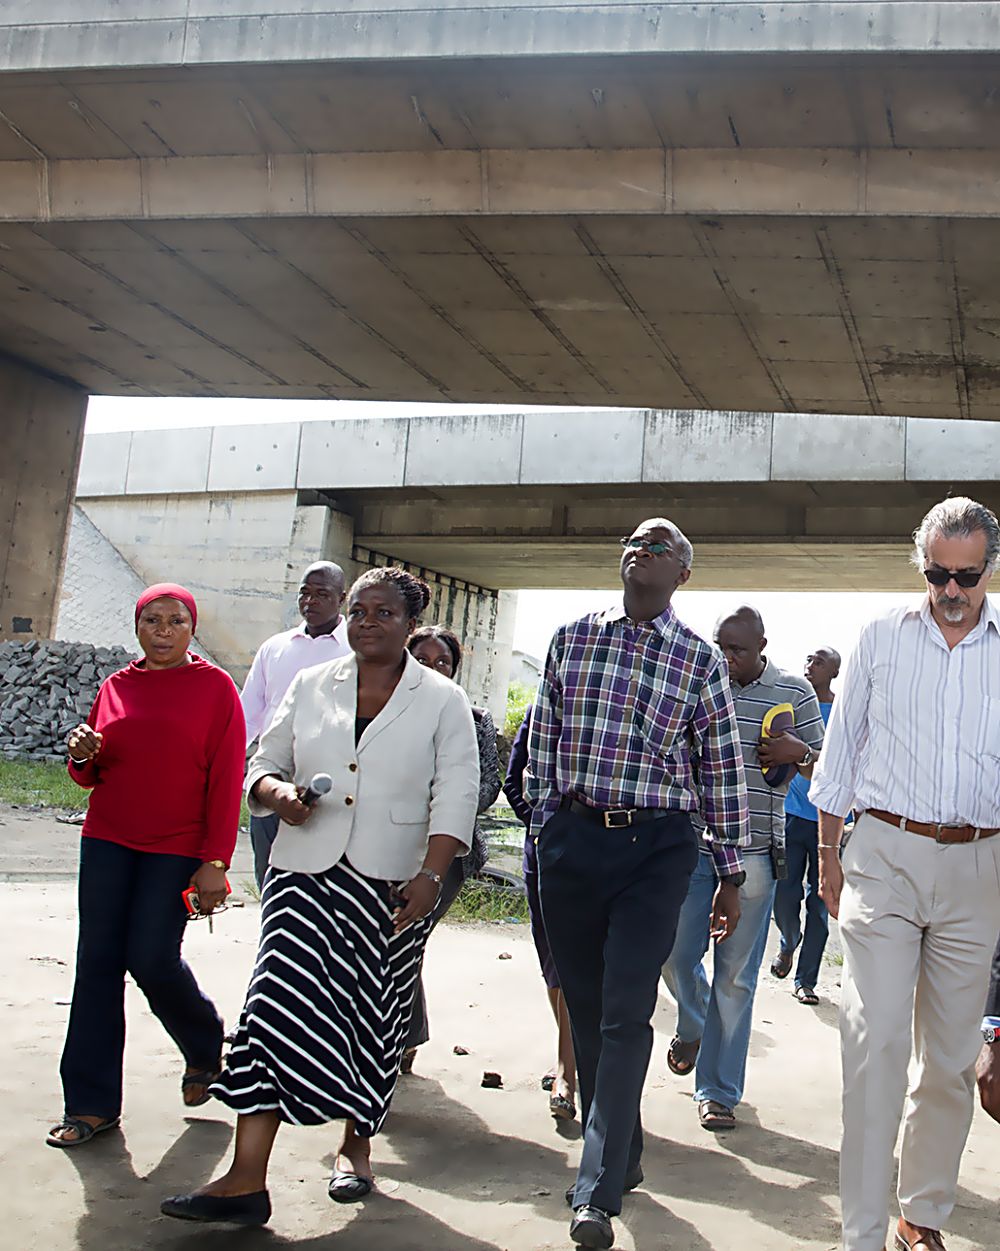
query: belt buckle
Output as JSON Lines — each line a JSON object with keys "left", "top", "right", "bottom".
{"left": 935, "top": 823, "right": 964, "bottom": 843}
{"left": 604, "top": 808, "right": 633, "bottom": 829}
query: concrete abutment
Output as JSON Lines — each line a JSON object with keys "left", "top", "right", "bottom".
{"left": 0, "top": 357, "right": 87, "bottom": 643}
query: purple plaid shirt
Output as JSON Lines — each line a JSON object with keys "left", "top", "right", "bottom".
{"left": 526, "top": 603, "right": 749, "bottom": 872}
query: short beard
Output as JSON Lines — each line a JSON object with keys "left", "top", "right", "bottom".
{"left": 937, "top": 595, "right": 968, "bottom": 624}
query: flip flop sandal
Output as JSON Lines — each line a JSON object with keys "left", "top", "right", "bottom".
{"left": 549, "top": 1094, "right": 577, "bottom": 1121}
{"left": 794, "top": 986, "right": 820, "bottom": 1005}
{"left": 666, "top": 1035, "right": 700, "bottom": 1076}
{"left": 182, "top": 1067, "right": 221, "bottom": 1108}
{"left": 328, "top": 1170, "right": 374, "bottom": 1203}
{"left": 46, "top": 1115, "right": 120, "bottom": 1148}
{"left": 698, "top": 1100, "right": 737, "bottom": 1131}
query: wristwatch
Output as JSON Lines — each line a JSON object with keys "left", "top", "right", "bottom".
{"left": 800, "top": 746, "right": 815, "bottom": 767}
{"left": 418, "top": 868, "right": 443, "bottom": 889}
{"left": 984, "top": 1024, "right": 999, "bottom": 1045}
{"left": 207, "top": 859, "right": 228, "bottom": 871}
{"left": 720, "top": 871, "right": 747, "bottom": 888}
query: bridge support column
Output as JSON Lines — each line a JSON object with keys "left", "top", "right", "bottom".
{"left": 0, "top": 358, "right": 87, "bottom": 640}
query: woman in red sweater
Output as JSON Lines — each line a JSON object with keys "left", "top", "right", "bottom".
{"left": 46, "top": 583, "right": 246, "bottom": 1148}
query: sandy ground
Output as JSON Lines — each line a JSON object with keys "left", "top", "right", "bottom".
{"left": 0, "top": 806, "right": 996, "bottom": 1251}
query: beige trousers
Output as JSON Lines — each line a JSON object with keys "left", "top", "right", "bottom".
{"left": 839, "top": 813, "right": 1000, "bottom": 1250}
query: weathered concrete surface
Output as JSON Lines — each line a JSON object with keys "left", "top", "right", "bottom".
{"left": 2, "top": 840, "right": 997, "bottom": 1249}
{"left": 0, "top": 357, "right": 87, "bottom": 641}
{"left": 3, "top": 33, "right": 1000, "bottom": 414}
{"left": 5, "top": 3, "right": 1000, "bottom": 71}
{"left": 72, "top": 413, "right": 1000, "bottom": 591}
{"left": 73, "top": 491, "right": 514, "bottom": 721}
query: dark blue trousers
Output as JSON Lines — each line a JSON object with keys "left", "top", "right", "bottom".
{"left": 772, "top": 813, "right": 830, "bottom": 990}
{"left": 539, "top": 807, "right": 698, "bottom": 1215}
{"left": 60, "top": 836, "right": 224, "bottom": 1119}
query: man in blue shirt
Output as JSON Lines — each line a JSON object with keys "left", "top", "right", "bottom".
{"left": 771, "top": 645, "right": 840, "bottom": 1004}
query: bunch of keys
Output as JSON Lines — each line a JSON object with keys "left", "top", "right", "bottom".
{"left": 183, "top": 881, "right": 232, "bottom": 933}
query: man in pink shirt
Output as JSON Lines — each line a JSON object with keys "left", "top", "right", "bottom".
{"left": 241, "top": 562, "right": 349, "bottom": 886}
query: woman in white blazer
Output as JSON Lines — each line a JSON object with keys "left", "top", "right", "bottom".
{"left": 162, "top": 567, "right": 480, "bottom": 1228}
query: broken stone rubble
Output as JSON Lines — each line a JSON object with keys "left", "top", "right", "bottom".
{"left": 0, "top": 640, "right": 134, "bottom": 762}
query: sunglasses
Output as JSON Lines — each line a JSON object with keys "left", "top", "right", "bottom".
{"left": 923, "top": 565, "right": 987, "bottom": 589}
{"left": 621, "top": 537, "right": 673, "bottom": 557}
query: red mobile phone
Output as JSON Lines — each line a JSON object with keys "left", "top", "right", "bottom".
{"left": 183, "top": 878, "right": 233, "bottom": 915}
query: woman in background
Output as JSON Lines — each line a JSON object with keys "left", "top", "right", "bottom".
{"left": 400, "top": 625, "right": 502, "bottom": 1073}
{"left": 505, "top": 707, "right": 577, "bottom": 1122}
{"left": 47, "top": 583, "right": 244, "bottom": 1148}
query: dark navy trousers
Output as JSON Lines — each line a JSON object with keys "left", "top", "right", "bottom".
{"left": 60, "top": 836, "right": 224, "bottom": 1118}
{"left": 539, "top": 807, "right": 698, "bottom": 1215}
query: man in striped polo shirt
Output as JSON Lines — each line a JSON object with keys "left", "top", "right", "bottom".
{"left": 663, "top": 606, "right": 824, "bottom": 1131}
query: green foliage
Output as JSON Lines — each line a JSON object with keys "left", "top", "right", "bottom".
{"left": 446, "top": 878, "right": 530, "bottom": 925}
{"left": 0, "top": 758, "right": 251, "bottom": 826}
{"left": 504, "top": 680, "right": 534, "bottom": 740}
{"left": 0, "top": 759, "right": 83, "bottom": 810}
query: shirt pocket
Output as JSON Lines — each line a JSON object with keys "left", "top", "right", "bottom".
{"left": 634, "top": 677, "right": 699, "bottom": 758}
{"left": 389, "top": 803, "right": 429, "bottom": 827}
{"left": 976, "top": 696, "right": 1000, "bottom": 758}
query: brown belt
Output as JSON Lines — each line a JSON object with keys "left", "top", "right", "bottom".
{"left": 867, "top": 808, "right": 1000, "bottom": 844}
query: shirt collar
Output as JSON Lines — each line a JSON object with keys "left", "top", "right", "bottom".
{"left": 735, "top": 656, "right": 778, "bottom": 692}
{"left": 916, "top": 595, "right": 1000, "bottom": 645}
{"left": 601, "top": 600, "right": 677, "bottom": 639}
{"left": 293, "top": 616, "right": 346, "bottom": 642}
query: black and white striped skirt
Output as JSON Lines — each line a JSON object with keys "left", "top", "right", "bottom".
{"left": 210, "top": 860, "right": 431, "bottom": 1135}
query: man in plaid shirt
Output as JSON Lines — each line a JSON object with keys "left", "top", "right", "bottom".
{"left": 527, "top": 518, "right": 749, "bottom": 1250}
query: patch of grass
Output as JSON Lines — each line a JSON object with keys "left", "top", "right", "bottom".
{"left": 0, "top": 759, "right": 84, "bottom": 809}
{"left": 0, "top": 758, "right": 251, "bottom": 825}
{"left": 447, "top": 878, "right": 530, "bottom": 925}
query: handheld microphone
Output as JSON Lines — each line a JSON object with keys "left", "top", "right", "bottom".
{"left": 300, "top": 773, "right": 333, "bottom": 807}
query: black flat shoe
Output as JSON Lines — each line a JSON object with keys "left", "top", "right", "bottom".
{"left": 328, "top": 1170, "right": 373, "bottom": 1203}
{"left": 160, "top": 1190, "right": 271, "bottom": 1226}
{"left": 566, "top": 1165, "right": 642, "bottom": 1208}
{"left": 570, "top": 1206, "right": 615, "bottom": 1249}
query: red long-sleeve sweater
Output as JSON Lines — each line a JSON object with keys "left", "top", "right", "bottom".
{"left": 69, "top": 655, "right": 246, "bottom": 865}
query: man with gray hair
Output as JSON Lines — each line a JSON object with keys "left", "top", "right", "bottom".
{"left": 812, "top": 496, "right": 1000, "bottom": 1251}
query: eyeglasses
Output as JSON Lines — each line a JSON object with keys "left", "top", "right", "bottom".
{"left": 186, "top": 904, "right": 228, "bottom": 934}
{"left": 923, "top": 565, "right": 988, "bottom": 589}
{"left": 620, "top": 537, "right": 673, "bottom": 557}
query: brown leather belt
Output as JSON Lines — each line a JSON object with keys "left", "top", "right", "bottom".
{"left": 868, "top": 808, "right": 1000, "bottom": 844}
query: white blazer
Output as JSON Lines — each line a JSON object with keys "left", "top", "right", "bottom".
{"left": 246, "top": 650, "right": 480, "bottom": 880}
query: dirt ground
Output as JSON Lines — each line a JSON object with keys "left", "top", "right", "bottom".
{"left": 1, "top": 805, "right": 996, "bottom": 1251}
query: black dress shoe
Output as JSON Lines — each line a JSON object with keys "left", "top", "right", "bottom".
{"left": 565, "top": 1165, "right": 643, "bottom": 1207}
{"left": 570, "top": 1206, "right": 615, "bottom": 1249}
{"left": 160, "top": 1190, "right": 271, "bottom": 1226}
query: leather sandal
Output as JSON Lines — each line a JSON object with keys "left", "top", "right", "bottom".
{"left": 182, "top": 1065, "right": 221, "bottom": 1108}
{"left": 895, "top": 1219, "right": 946, "bottom": 1249}
{"left": 667, "top": 1035, "right": 699, "bottom": 1076}
{"left": 698, "top": 1099, "right": 736, "bottom": 1131}
{"left": 46, "top": 1115, "right": 120, "bottom": 1148}
{"left": 794, "top": 986, "right": 820, "bottom": 1006}
{"left": 770, "top": 949, "right": 793, "bottom": 979}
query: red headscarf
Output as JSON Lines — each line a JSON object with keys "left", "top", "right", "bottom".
{"left": 134, "top": 583, "right": 198, "bottom": 632}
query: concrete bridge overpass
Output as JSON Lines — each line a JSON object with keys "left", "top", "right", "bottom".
{"left": 68, "top": 407, "right": 1000, "bottom": 711}
{"left": 5, "top": 1, "right": 1000, "bottom": 648}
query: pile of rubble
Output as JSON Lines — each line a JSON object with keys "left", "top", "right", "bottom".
{"left": 0, "top": 640, "right": 133, "bottom": 762}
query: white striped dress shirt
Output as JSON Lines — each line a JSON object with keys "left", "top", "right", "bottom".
{"left": 810, "top": 596, "right": 1000, "bottom": 827}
